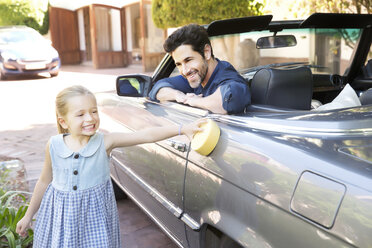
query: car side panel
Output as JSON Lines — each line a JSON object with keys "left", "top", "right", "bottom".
{"left": 184, "top": 121, "right": 372, "bottom": 247}
{"left": 110, "top": 153, "right": 187, "bottom": 247}
{"left": 100, "top": 99, "right": 193, "bottom": 246}
{"left": 184, "top": 165, "right": 353, "bottom": 248}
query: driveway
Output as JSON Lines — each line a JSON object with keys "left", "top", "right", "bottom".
{"left": 0, "top": 64, "right": 177, "bottom": 248}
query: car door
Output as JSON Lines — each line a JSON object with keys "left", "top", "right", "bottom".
{"left": 99, "top": 96, "right": 205, "bottom": 247}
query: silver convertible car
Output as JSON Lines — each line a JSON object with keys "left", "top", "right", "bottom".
{"left": 98, "top": 13, "right": 372, "bottom": 248}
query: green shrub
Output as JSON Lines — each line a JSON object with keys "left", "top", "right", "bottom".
{"left": 0, "top": 163, "right": 33, "bottom": 248}
{"left": 0, "top": 0, "right": 49, "bottom": 35}
{"left": 0, "top": 190, "right": 33, "bottom": 248}
{"left": 152, "top": 0, "right": 264, "bottom": 28}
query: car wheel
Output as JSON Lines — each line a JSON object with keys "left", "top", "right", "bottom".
{"left": 50, "top": 71, "right": 59, "bottom": 77}
{"left": 205, "top": 227, "right": 243, "bottom": 248}
{"left": 111, "top": 178, "right": 127, "bottom": 200}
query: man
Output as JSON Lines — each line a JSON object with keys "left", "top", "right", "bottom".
{"left": 148, "top": 24, "right": 250, "bottom": 114}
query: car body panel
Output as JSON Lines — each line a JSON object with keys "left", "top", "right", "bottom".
{"left": 100, "top": 98, "right": 199, "bottom": 246}
{"left": 99, "top": 94, "right": 372, "bottom": 247}
{"left": 98, "top": 13, "right": 372, "bottom": 248}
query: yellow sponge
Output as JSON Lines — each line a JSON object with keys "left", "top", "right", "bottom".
{"left": 191, "top": 119, "right": 220, "bottom": 156}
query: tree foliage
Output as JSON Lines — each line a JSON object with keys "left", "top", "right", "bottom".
{"left": 0, "top": 0, "right": 49, "bottom": 34}
{"left": 309, "top": 0, "right": 371, "bottom": 14}
{"left": 152, "top": 0, "right": 264, "bottom": 29}
{"left": 289, "top": 0, "right": 371, "bottom": 19}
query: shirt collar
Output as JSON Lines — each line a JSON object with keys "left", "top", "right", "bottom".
{"left": 54, "top": 132, "right": 101, "bottom": 158}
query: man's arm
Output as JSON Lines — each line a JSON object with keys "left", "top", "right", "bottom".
{"left": 184, "top": 82, "right": 251, "bottom": 114}
{"left": 220, "top": 82, "right": 251, "bottom": 114}
{"left": 184, "top": 87, "right": 227, "bottom": 114}
{"left": 156, "top": 87, "right": 187, "bottom": 102}
{"left": 148, "top": 75, "right": 192, "bottom": 102}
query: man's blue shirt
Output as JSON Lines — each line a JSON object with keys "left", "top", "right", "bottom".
{"left": 149, "top": 59, "right": 251, "bottom": 114}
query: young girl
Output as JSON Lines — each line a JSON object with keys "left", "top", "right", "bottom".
{"left": 16, "top": 85, "right": 204, "bottom": 247}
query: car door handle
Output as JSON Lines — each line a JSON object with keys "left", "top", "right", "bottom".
{"left": 167, "top": 139, "right": 188, "bottom": 152}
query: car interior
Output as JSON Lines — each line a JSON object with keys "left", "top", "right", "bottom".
{"left": 245, "top": 65, "right": 372, "bottom": 113}
{"left": 161, "top": 59, "right": 372, "bottom": 114}
{"left": 250, "top": 67, "right": 313, "bottom": 110}
{"left": 118, "top": 14, "right": 372, "bottom": 115}
{"left": 217, "top": 14, "right": 372, "bottom": 113}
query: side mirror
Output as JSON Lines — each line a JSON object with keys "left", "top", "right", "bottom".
{"left": 256, "top": 35, "right": 297, "bottom": 49}
{"left": 116, "top": 74, "right": 152, "bottom": 97}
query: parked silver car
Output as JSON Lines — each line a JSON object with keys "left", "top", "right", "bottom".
{"left": 0, "top": 26, "right": 60, "bottom": 80}
{"left": 98, "top": 13, "right": 372, "bottom": 248}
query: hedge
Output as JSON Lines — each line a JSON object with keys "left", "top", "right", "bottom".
{"left": 152, "top": 0, "right": 264, "bottom": 29}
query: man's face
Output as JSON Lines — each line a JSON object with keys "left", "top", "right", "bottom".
{"left": 172, "top": 44, "right": 208, "bottom": 88}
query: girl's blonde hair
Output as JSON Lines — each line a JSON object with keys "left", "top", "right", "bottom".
{"left": 55, "top": 85, "right": 95, "bottom": 134}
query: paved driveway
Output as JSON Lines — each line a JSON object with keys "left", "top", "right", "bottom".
{"left": 0, "top": 65, "right": 177, "bottom": 248}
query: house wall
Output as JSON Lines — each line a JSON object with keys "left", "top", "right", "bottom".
{"left": 110, "top": 9, "right": 122, "bottom": 51}
{"left": 125, "top": 7, "right": 132, "bottom": 52}
{"left": 141, "top": 2, "right": 166, "bottom": 71}
{"left": 77, "top": 9, "right": 86, "bottom": 51}
{"left": 128, "top": 3, "right": 141, "bottom": 64}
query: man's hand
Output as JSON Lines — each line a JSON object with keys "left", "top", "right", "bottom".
{"left": 184, "top": 93, "right": 203, "bottom": 107}
{"left": 156, "top": 87, "right": 186, "bottom": 103}
{"left": 157, "top": 87, "right": 227, "bottom": 114}
{"left": 183, "top": 88, "right": 227, "bottom": 114}
{"left": 175, "top": 91, "right": 187, "bottom": 103}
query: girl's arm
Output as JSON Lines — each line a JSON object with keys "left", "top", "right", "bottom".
{"left": 16, "top": 140, "right": 53, "bottom": 236}
{"left": 105, "top": 118, "right": 206, "bottom": 153}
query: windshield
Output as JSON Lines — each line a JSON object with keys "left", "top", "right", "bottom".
{"left": 210, "top": 28, "right": 363, "bottom": 76}
{"left": 0, "top": 28, "right": 44, "bottom": 45}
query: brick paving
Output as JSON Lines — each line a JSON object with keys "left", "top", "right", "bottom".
{"left": 0, "top": 64, "right": 177, "bottom": 248}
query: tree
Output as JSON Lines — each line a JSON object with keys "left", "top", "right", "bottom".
{"left": 0, "top": 0, "right": 49, "bottom": 34}
{"left": 152, "top": 0, "right": 264, "bottom": 29}
{"left": 288, "top": 0, "right": 370, "bottom": 19}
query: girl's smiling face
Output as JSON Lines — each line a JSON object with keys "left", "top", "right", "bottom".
{"left": 58, "top": 94, "right": 100, "bottom": 136}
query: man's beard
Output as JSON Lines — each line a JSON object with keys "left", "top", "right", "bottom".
{"left": 186, "top": 60, "right": 208, "bottom": 88}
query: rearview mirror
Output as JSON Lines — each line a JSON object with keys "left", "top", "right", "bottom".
{"left": 256, "top": 35, "right": 297, "bottom": 49}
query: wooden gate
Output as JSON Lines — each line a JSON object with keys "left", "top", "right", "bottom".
{"left": 90, "top": 5, "right": 127, "bottom": 69}
{"left": 49, "top": 7, "right": 81, "bottom": 64}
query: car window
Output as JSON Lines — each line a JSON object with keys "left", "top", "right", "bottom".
{"left": 167, "top": 28, "right": 363, "bottom": 80}
{"left": 209, "top": 28, "right": 362, "bottom": 77}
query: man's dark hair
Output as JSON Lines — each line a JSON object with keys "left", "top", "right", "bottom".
{"left": 163, "top": 24, "right": 214, "bottom": 58}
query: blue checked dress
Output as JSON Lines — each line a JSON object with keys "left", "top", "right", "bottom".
{"left": 33, "top": 132, "right": 121, "bottom": 248}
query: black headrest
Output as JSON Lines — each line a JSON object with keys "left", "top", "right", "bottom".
{"left": 251, "top": 67, "right": 313, "bottom": 110}
{"left": 359, "top": 88, "right": 372, "bottom": 105}
{"left": 362, "top": 59, "right": 372, "bottom": 78}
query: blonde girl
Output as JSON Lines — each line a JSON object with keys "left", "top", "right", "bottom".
{"left": 16, "top": 85, "right": 204, "bottom": 247}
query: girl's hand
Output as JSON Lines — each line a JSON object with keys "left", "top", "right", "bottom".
{"left": 181, "top": 118, "right": 207, "bottom": 140}
{"left": 16, "top": 216, "right": 32, "bottom": 237}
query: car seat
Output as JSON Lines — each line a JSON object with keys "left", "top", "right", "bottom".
{"left": 359, "top": 88, "right": 372, "bottom": 105}
{"left": 250, "top": 67, "right": 313, "bottom": 110}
